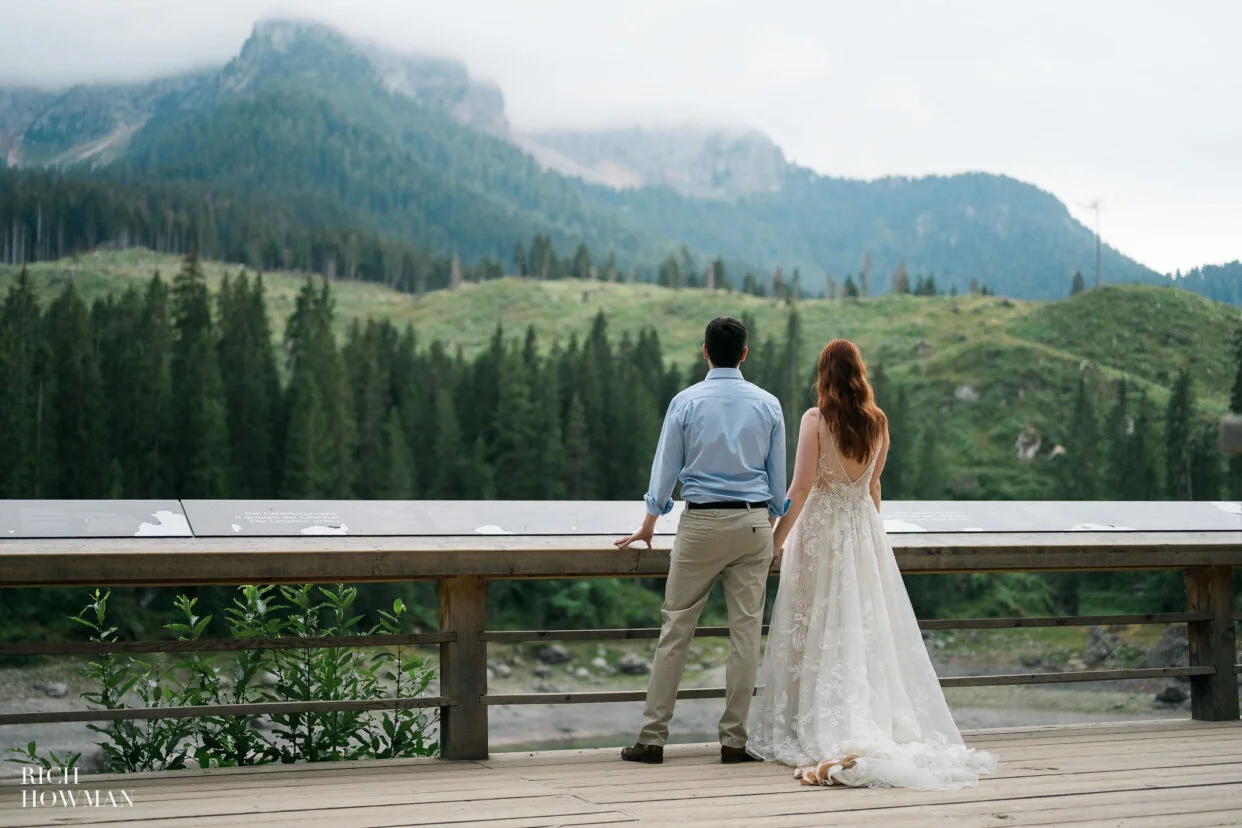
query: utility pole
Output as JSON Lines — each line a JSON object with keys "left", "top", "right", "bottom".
{"left": 1079, "top": 199, "right": 1102, "bottom": 289}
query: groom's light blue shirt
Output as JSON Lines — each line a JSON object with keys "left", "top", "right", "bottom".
{"left": 644, "top": 367, "right": 790, "bottom": 518}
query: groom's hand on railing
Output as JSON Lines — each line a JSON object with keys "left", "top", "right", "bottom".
{"left": 615, "top": 513, "right": 657, "bottom": 549}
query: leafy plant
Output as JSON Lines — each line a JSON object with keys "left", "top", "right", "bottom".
{"left": 5, "top": 742, "right": 81, "bottom": 773}
{"left": 8, "top": 586, "right": 439, "bottom": 775}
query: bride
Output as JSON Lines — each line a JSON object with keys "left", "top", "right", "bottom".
{"left": 746, "top": 339, "right": 997, "bottom": 789}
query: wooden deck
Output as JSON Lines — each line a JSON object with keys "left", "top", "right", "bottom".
{"left": 2, "top": 719, "right": 1240, "bottom": 827}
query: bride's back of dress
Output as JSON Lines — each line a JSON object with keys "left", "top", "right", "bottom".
{"left": 811, "top": 415, "right": 881, "bottom": 495}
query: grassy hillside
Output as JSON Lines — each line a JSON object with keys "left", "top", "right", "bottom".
{"left": 7, "top": 249, "right": 1234, "bottom": 389}
{"left": 4, "top": 249, "right": 1237, "bottom": 500}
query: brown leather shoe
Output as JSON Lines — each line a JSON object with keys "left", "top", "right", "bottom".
{"left": 721, "top": 745, "right": 760, "bottom": 764}
{"left": 621, "top": 742, "right": 664, "bottom": 764}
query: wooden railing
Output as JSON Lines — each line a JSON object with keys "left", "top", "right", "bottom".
{"left": 1, "top": 500, "right": 1239, "bottom": 760}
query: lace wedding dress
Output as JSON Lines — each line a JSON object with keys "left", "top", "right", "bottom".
{"left": 746, "top": 431, "right": 997, "bottom": 789}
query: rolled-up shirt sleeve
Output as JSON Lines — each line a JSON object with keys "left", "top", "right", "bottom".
{"left": 765, "top": 409, "right": 790, "bottom": 517}
{"left": 643, "top": 400, "right": 685, "bottom": 516}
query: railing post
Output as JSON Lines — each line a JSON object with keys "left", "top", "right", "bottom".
{"left": 439, "top": 575, "right": 489, "bottom": 759}
{"left": 1185, "top": 565, "right": 1239, "bottom": 721}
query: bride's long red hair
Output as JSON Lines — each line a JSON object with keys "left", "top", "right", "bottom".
{"left": 816, "top": 339, "right": 887, "bottom": 463}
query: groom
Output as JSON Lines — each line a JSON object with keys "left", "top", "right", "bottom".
{"left": 615, "top": 316, "right": 788, "bottom": 765}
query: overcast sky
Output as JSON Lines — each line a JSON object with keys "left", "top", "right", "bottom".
{"left": 3, "top": 0, "right": 1239, "bottom": 274}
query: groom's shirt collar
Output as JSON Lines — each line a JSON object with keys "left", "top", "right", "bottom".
{"left": 705, "top": 367, "right": 744, "bottom": 381}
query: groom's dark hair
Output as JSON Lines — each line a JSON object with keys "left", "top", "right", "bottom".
{"left": 705, "top": 317, "right": 747, "bottom": 368}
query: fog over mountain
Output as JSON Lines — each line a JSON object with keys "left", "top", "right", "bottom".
{"left": 1, "top": 0, "right": 1240, "bottom": 275}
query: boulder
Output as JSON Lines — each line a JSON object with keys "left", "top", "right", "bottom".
{"left": 1082, "top": 626, "right": 1115, "bottom": 667}
{"left": 954, "top": 384, "right": 980, "bottom": 402}
{"left": 1141, "top": 624, "right": 1189, "bottom": 669}
{"left": 535, "top": 644, "right": 571, "bottom": 665}
{"left": 1155, "top": 685, "right": 1187, "bottom": 705}
{"left": 1014, "top": 425, "right": 1042, "bottom": 461}
{"left": 488, "top": 661, "right": 513, "bottom": 679}
{"left": 590, "top": 657, "right": 609, "bottom": 670}
{"left": 34, "top": 681, "right": 69, "bottom": 699}
{"left": 572, "top": 667, "right": 590, "bottom": 680}
{"left": 533, "top": 664, "right": 553, "bottom": 679}
{"left": 617, "top": 653, "right": 651, "bottom": 676}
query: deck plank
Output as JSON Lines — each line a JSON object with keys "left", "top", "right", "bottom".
{"left": 1, "top": 720, "right": 1238, "bottom": 827}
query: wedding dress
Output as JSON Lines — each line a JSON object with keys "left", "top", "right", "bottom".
{"left": 746, "top": 429, "right": 997, "bottom": 789}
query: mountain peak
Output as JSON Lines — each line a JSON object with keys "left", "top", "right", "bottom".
{"left": 234, "top": 18, "right": 508, "bottom": 136}
{"left": 249, "top": 17, "right": 348, "bottom": 51}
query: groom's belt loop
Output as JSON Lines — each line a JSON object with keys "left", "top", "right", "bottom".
{"left": 685, "top": 501, "right": 767, "bottom": 510}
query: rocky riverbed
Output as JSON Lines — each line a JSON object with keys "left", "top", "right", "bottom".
{"left": 0, "top": 624, "right": 1211, "bottom": 777}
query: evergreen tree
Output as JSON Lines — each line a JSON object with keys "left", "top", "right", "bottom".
{"left": 492, "top": 349, "right": 541, "bottom": 498}
{"left": 280, "top": 361, "right": 330, "bottom": 498}
{"left": 135, "top": 275, "right": 175, "bottom": 496}
{"left": 466, "top": 435, "right": 495, "bottom": 499}
{"left": 891, "top": 261, "right": 909, "bottom": 294}
{"left": 388, "top": 324, "right": 422, "bottom": 496}
{"left": 871, "top": 365, "right": 908, "bottom": 499}
{"left": 170, "top": 250, "right": 230, "bottom": 498}
{"left": 657, "top": 255, "right": 682, "bottom": 289}
{"left": 563, "top": 392, "right": 595, "bottom": 499}
{"left": 1190, "top": 421, "right": 1223, "bottom": 500}
{"left": 1071, "top": 271, "right": 1086, "bottom": 296}
{"left": 1103, "top": 379, "right": 1131, "bottom": 498}
{"left": 430, "top": 389, "right": 463, "bottom": 497}
{"left": 217, "top": 271, "right": 280, "bottom": 497}
{"left": 536, "top": 362, "right": 567, "bottom": 500}
{"left": 778, "top": 309, "right": 805, "bottom": 469}
{"left": 0, "top": 266, "right": 43, "bottom": 497}
{"left": 344, "top": 320, "right": 387, "bottom": 500}
{"left": 582, "top": 312, "right": 617, "bottom": 496}
{"left": 513, "top": 240, "right": 528, "bottom": 277}
{"left": 612, "top": 356, "right": 660, "bottom": 499}
{"left": 914, "top": 425, "right": 942, "bottom": 498}
{"left": 571, "top": 243, "right": 592, "bottom": 280}
{"left": 95, "top": 287, "right": 146, "bottom": 496}
{"left": 843, "top": 276, "right": 860, "bottom": 298}
{"left": 1131, "top": 392, "right": 1159, "bottom": 499}
{"left": 282, "top": 278, "right": 355, "bottom": 497}
{"left": 377, "top": 407, "right": 414, "bottom": 499}
{"left": 1061, "top": 375, "right": 1100, "bottom": 499}
{"left": 1164, "top": 366, "right": 1194, "bottom": 499}
{"left": 1230, "top": 324, "right": 1242, "bottom": 497}
{"left": 44, "top": 282, "right": 106, "bottom": 497}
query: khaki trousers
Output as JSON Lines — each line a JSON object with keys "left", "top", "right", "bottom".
{"left": 638, "top": 506, "right": 774, "bottom": 749}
